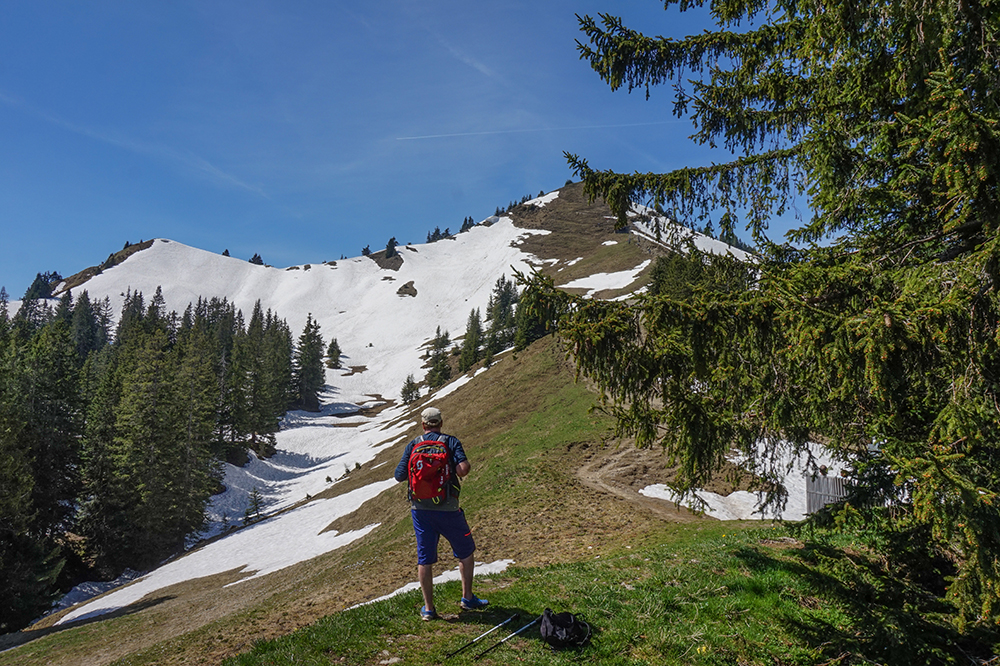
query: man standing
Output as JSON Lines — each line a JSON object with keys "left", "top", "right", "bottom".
{"left": 394, "top": 406, "right": 488, "bottom": 620}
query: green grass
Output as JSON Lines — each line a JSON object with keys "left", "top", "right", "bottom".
{"left": 224, "top": 521, "right": 997, "bottom": 665}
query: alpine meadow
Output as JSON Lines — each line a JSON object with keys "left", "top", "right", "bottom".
{"left": 2, "top": 1, "right": 1000, "bottom": 664}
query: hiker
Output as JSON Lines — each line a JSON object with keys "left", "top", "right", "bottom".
{"left": 394, "top": 406, "right": 488, "bottom": 620}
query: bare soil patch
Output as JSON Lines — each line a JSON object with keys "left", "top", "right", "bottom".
{"left": 368, "top": 250, "right": 404, "bottom": 271}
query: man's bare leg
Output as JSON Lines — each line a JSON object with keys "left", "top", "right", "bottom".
{"left": 418, "top": 564, "right": 435, "bottom": 612}
{"left": 459, "top": 553, "right": 475, "bottom": 600}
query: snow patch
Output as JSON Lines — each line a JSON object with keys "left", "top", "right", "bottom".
{"left": 58, "top": 478, "right": 397, "bottom": 625}
{"left": 558, "top": 260, "right": 651, "bottom": 297}
{"left": 348, "top": 559, "right": 515, "bottom": 609}
{"left": 629, "top": 211, "right": 753, "bottom": 262}
{"left": 526, "top": 191, "right": 559, "bottom": 208}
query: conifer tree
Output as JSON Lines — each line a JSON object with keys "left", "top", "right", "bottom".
{"left": 262, "top": 310, "right": 295, "bottom": 418}
{"left": 239, "top": 301, "right": 270, "bottom": 452}
{"left": 18, "top": 321, "right": 83, "bottom": 539}
{"left": 0, "top": 287, "right": 10, "bottom": 341}
{"left": 94, "top": 296, "right": 113, "bottom": 349}
{"left": 71, "top": 291, "right": 104, "bottom": 361}
{"left": 23, "top": 271, "right": 61, "bottom": 301}
{"left": 53, "top": 291, "right": 73, "bottom": 324}
{"left": 293, "top": 314, "right": 325, "bottom": 412}
{"left": 0, "top": 325, "right": 67, "bottom": 630}
{"left": 325, "top": 337, "right": 342, "bottom": 369}
{"left": 458, "top": 308, "right": 483, "bottom": 373}
{"left": 512, "top": 285, "right": 551, "bottom": 352}
{"left": 426, "top": 327, "right": 452, "bottom": 388}
{"left": 385, "top": 237, "right": 398, "bottom": 259}
{"left": 485, "top": 275, "right": 519, "bottom": 354}
{"left": 545, "top": 0, "right": 1000, "bottom": 625}
{"left": 164, "top": 327, "right": 220, "bottom": 545}
{"left": 77, "top": 345, "right": 128, "bottom": 575}
{"left": 400, "top": 374, "right": 420, "bottom": 404}
{"left": 115, "top": 290, "right": 146, "bottom": 342}
{"left": 243, "top": 487, "right": 264, "bottom": 525}
{"left": 12, "top": 290, "right": 48, "bottom": 339}
{"left": 224, "top": 315, "right": 253, "bottom": 449}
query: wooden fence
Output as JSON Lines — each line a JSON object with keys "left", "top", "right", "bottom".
{"left": 805, "top": 474, "right": 848, "bottom": 515}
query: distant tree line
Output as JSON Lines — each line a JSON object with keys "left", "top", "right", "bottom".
{"left": 406, "top": 273, "right": 548, "bottom": 398}
{"left": 426, "top": 227, "right": 451, "bottom": 243}
{"left": 494, "top": 190, "right": 545, "bottom": 216}
{"left": 352, "top": 215, "right": 484, "bottom": 259}
{"left": 0, "top": 283, "right": 331, "bottom": 631}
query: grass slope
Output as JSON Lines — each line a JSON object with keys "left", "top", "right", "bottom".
{"left": 6, "top": 335, "right": 995, "bottom": 665}
{"left": 227, "top": 520, "right": 995, "bottom": 665}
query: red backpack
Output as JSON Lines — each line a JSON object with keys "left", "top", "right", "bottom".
{"left": 407, "top": 435, "right": 451, "bottom": 504}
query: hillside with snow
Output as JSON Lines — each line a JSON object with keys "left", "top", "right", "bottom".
{"left": 4, "top": 184, "right": 810, "bottom": 665}
{"left": 31, "top": 187, "right": 661, "bottom": 624}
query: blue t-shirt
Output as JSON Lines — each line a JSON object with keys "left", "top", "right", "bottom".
{"left": 395, "top": 432, "right": 468, "bottom": 511}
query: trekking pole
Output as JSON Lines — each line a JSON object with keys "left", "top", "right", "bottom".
{"left": 472, "top": 615, "right": 541, "bottom": 661}
{"left": 443, "top": 613, "right": 519, "bottom": 660}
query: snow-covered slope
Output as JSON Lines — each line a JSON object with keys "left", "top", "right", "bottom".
{"left": 65, "top": 219, "right": 547, "bottom": 404}
{"left": 53, "top": 214, "right": 560, "bottom": 625}
{"left": 47, "top": 191, "right": 776, "bottom": 628}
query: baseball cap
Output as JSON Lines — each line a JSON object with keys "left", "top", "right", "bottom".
{"left": 421, "top": 407, "right": 442, "bottom": 425}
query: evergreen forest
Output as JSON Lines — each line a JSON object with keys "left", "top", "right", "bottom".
{"left": 0, "top": 286, "right": 326, "bottom": 632}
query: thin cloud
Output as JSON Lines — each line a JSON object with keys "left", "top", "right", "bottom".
{"left": 0, "top": 89, "right": 267, "bottom": 197}
{"left": 396, "top": 119, "right": 684, "bottom": 141}
{"left": 435, "top": 35, "right": 497, "bottom": 79}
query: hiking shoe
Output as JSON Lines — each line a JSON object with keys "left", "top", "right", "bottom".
{"left": 460, "top": 595, "right": 489, "bottom": 610}
{"left": 420, "top": 606, "right": 439, "bottom": 621}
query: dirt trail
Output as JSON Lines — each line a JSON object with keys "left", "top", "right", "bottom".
{"left": 572, "top": 441, "right": 701, "bottom": 523}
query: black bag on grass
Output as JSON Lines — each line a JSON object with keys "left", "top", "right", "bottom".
{"left": 540, "top": 608, "right": 591, "bottom": 648}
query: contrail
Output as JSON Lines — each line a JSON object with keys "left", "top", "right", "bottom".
{"left": 396, "top": 119, "right": 683, "bottom": 141}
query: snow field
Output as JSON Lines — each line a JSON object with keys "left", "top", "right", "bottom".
{"left": 53, "top": 221, "right": 559, "bottom": 624}
{"left": 59, "top": 478, "right": 397, "bottom": 624}
{"left": 48, "top": 208, "right": 753, "bottom": 627}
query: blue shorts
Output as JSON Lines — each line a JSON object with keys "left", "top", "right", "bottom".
{"left": 411, "top": 508, "right": 476, "bottom": 565}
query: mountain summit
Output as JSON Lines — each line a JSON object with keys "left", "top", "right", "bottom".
{"left": 6, "top": 184, "right": 748, "bottom": 665}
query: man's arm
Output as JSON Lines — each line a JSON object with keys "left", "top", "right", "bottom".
{"left": 394, "top": 441, "right": 413, "bottom": 482}
{"left": 450, "top": 436, "right": 471, "bottom": 478}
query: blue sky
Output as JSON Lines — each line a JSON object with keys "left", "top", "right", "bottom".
{"left": 0, "top": 1, "right": 757, "bottom": 298}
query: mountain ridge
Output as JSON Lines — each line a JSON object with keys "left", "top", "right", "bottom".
{"left": 1, "top": 184, "right": 750, "bottom": 665}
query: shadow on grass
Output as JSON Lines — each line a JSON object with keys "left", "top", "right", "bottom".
{"left": 732, "top": 544, "right": 997, "bottom": 664}
{"left": 0, "top": 595, "right": 176, "bottom": 653}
